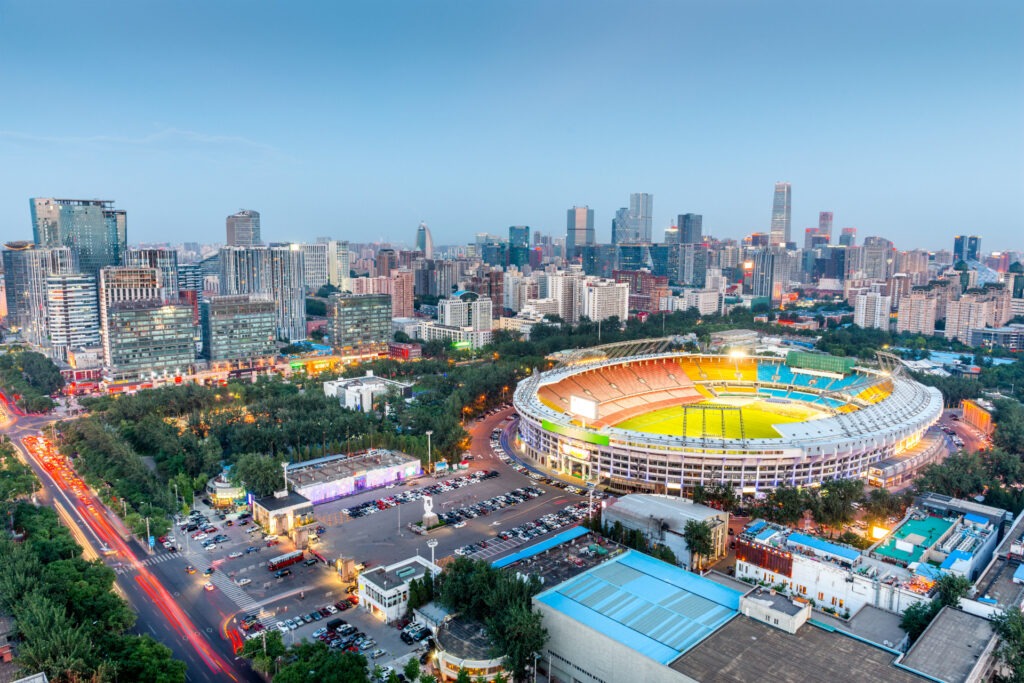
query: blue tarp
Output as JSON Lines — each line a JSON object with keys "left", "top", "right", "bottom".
{"left": 787, "top": 533, "right": 860, "bottom": 563}
{"left": 964, "top": 513, "right": 989, "bottom": 526}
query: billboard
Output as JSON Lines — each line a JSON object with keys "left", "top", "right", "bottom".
{"left": 569, "top": 395, "right": 598, "bottom": 421}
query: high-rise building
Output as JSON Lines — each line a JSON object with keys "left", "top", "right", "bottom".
{"left": 580, "top": 279, "right": 629, "bottom": 323}
{"left": 752, "top": 247, "right": 792, "bottom": 305}
{"left": 200, "top": 295, "right": 277, "bottom": 361}
{"left": 31, "top": 198, "right": 126, "bottom": 276}
{"left": 125, "top": 247, "right": 179, "bottom": 298}
{"left": 818, "top": 212, "right": 833, "bottom": 243}
{"left": 376, "top": 248, "right": 398, "bottom": 277}
{"left": 508, "top": 225, "right": 530, "bottom": 267}
{"left": 439, "top": 290, "right": 493, "bottom": 331}
{"left": 415, "top": 222, "right": 434, "bottom": 258}
{"left": 98, "top": 266, "right": 162, "bottom": 367}
{"left": 327, "top": 293, "right": 392, "bottom": 351}
{"left": 853, "top": 290, "right": 891, "bottom": 330}
{"left": 629, "top": 193, "right": 654, "bottom": 243}
{"left": 565, "top": 206, "right": 595, "bottom": 260}
{"left": 45, "top": 273, "right": 100, "bottom": 361}
{"left": 390, "top": 269, "right": 415, "bottom": 319}
{"left": 104, "top": 301, "right": 195, "bottom": 381}
{"left": 679, "top": 243, "right": 709, "bottom": 288}
{"left": 953, "top": 235, "right": 982, "bottom": 264}
{"left": 679, "top": 214, "right": 703, "bottom": 245}
{"left": 769, "top": 182, "right": 792, "bottom": 246}
{"left": 611, "top": 208, "right": 631, "bottom": 245}
{"left": 896, "top": 289, "right": 938, "bottom": 336}
{"left": 2, "top": 242, "right": 77, "bottom": 346}
{"left": 225, "top": 210, "right": 261, "bottom": 247}
{"left": 663, "top": 225, "right": 680, "bottom": 245}
{"left": 177, "top": 263, "right": 204, "bottom": 295}
{"left": 267, "top": 245, "right": 306, "bottom": 342}
{"left": 839, "top": 227, "right": 857, "bottom": 247}
{"left": 301, "top": 242, "right": 330, "bottom": 290}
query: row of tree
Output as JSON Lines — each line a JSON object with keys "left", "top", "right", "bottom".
{"left": 0, "top": 347, "right": 63, "bottom": 413}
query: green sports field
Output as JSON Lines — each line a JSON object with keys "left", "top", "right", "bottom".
{"left": 613, "top": 399, "right": 823, "bottom": 439}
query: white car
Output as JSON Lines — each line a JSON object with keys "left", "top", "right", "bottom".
{"left": 264, "top": 534, "right": 278, "bottom": 541}
{"left": 205, "top": 543, "right": 218, "bottom": 551}
{"left": 193, "top": 533, "right": 208, "bottom": 541}
{"left": 453, "top": 521, "right": 466, "bottom": 528}
{"left": 276, "top": 622, "right": 289, "bottom": 633}
{"left": 237, "top": 578, "right": 252, "bottom": 586}
{"left": 228, "top": 551, "right": 243, "bottom": 559}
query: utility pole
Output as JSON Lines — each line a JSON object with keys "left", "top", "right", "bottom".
{"left": 425, "top": 430, "right": 434, "bottom": 475}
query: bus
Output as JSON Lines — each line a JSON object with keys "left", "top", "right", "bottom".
{"left": 267, "top": 550, "right": 304, "bottom": 572}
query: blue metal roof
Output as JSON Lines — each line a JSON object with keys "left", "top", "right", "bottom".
{"left": 491, "top": 526, "right": 589, "bottom": 569}
{"left": 1013, "top": 564, "right": 1024, "bottom": 584}
{"left": 746, "top": 520, "right": 767, "bottom": 535}
{"left": 787, "top": 533, "right": 860, "bottom": 563}
{"left": 754, "top": 528, "right": 778, "bottom": 543}
{"left": 964, "top": 513, "right": 989, "bottom": 525}
{"left": 940, "top": 549, "right": 972, "bottom": 570}
{"left": 536, "top": 550, "right": 741, "bottom": 664}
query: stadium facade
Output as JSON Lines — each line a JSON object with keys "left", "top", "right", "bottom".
{"left": 512, "top": 340, "right": 944, "bottom": 494}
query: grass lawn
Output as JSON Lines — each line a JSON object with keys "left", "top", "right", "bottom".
{"left": 613, "top": 399, "right": 822, "bottom": 439}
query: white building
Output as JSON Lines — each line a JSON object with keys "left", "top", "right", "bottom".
{"left": 300, "top": 242, "right": 330, "bottom": 290}
{"left": 323, "top": 371, "right": 412, "bottom": 411}
{"left": 580, "top": 278, "right": 629, "bottom": 323}
{"left": 439, "top": 291, "right": 492, "bottom": 330}
{"left": 45, "top": 273, "right": 100, "bottom": 361}
{"left": 358, "top": 556, "right": 440, "bottom": 624}
{"left": 603, "top": 494, "right": 728, "bottom": 570}
{"left": 853, "top": 290, "right": 891, "bottom": 330}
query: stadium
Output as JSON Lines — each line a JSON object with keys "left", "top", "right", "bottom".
{"left": 512, "top": 339, "right": 945, "bottom": 495}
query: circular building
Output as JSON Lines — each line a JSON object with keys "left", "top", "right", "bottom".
{"left": 512, "top": 340, "right": 943, "bottom": 494}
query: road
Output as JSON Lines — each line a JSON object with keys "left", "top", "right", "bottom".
{"left": 1, "top": 393, "right": 257, "bottom": 683}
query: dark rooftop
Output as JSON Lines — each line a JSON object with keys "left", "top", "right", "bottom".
{"left": 901, "top": 607, "right": 994, "bottom": 683}
{"left": 436, "top": 615, "right": 495, "bottom": 661}
{"left": 671, "top": 615, "right": 928, "bottom": 683}
{"left": 745, "top": 587, "right": 804, "bottom": 616}
{"left": 501, "top": 530, "right": 623, "bottom": 587}
{"left": 254, "top": 491, "right": 311, "bottom": 512}
{"left": 814, "top": 604, "right": 907, "bottom": 649}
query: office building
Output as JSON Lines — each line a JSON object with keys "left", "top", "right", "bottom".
{"left": 31, "top": 198, "right": 126, "bottom": 276}
{"left": 663, "top": 224, "right": 680, "bottom": 245}
{"left": 839, "top": 227, "right": 857, "bottom": 247}
{"left": 679, "top": 243, "right": 708, "bottom": 288}
{"left": 327, "top": 293, "right": 392, "bottom": 351}
{"left": 566, "top": 206, "right": 595, "bottom": 260}
{"left": 2, "top": 242, "right": 77, "bottom": 346}
{"left": 413, "top": 222, "right": 434, "bottom": 259}
{"left": 125, "top": 247, "right": 179, "bottom": 297}
{"left": 769, "top": 182, "right": 792, "bottom": 245}
{"left": 104, "top": 301, "right": 195, "bottom": 381}
{"left": 358, "top": 556, "right": 440, "bottom": 625}
{"left": 225, "top": 209, "right": 261, "bottom": 246}
{"left": 678, "top": 214, "right": 703, "bottom": 244}
{"left": 751, "top": 247, "right": 792, "bottom": 305}
{"left": 611, "top": 207, "right": 632, "bottom": 245}
{"left": 45, "top": 274, "right": 100, "bottom": 361}
{"left": 200, "top": 295, "right": 277, "bottom": 361}
{"left": 630, "top": 192, "right": 654, "bottom": 243}
{"left": 300, "top": 242, "right": 330, "bottom": 291}
{"left": 439, "top": 290, "right": 492, "bottom": 330}
{"left": 953, "top": 235, "right": 982, "bottom": 264}
{"left": 818, "top": 211, "right": 833, "bottom": 242}
{"left": 98, "top": 266, "right": 162, "bottom": 367}
{"left": 580, "top": 279, "right": 629, "bottom": 323}
{"left": 220, "top": 246, "right": 270, "bottom": 295}
{"left": 268, "top": 245, "right": 307, "bottom": 341}
{"left": 176, "top": 263, "right": 204, "bottom": 295}
{"left": 853, "top": 290, "right": 891, "bottom": 330}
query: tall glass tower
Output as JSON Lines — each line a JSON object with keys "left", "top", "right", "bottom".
{"left": 566, "top": 206, "right": 595, "bottom": 260}
{"left": 30, "top": 198, "right": 126, "bottom": 277}
{"left": 226, "top": 209, "right": 261, "bottom": 246}
{"left": 629, "top": 193, "right": 654, "bottom": 243}
{"left": 769, "top": 182, "right": 792, "bottom": 246}
{"left": 415, "top": 222, "right": 434, "bottom": 258}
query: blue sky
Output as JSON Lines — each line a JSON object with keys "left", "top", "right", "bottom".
{"left": 1, "top": 1, "right": 1021, "bottom": 251}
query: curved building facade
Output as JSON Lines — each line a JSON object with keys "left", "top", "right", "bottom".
{"left": 513, "top": 346, "right": 943, "bottom": 495}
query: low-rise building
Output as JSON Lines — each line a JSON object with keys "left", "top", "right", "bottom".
{"left": 434, "top": 616, "right": 506, "bottom": 683}
{"left": 358, "top": 556, "right": 440, "bottom": 625}
{"left": 602, "top": 494, "right": 728, "bottom": 570}
{"left": 960, "top": 398, "right": 996, "bottom": 438}
{"left": 323, "top": 371, "right": 413, "bottom": 412}
{"left": 285, "top": 449, "right": 422, "bottom": 505}
{"left": 252, "top": 491, "right": 313, "bottom": 536}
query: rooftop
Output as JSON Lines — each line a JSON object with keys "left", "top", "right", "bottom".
{"left": 873, "top": 516, "right": 955, "bottom": 565}
{"left": 603, "top": 494, "right": 724, "bottom": 527}
{"left": 361, "top": 556, "right": 437, "bottom": 593}
{"left": 286, "top": 449, "right": 419, "bottom": 487}
{"left": 744, "top": 587, "right": 804, "bottom": 616}
{"left": 254, "top": 491, "right": 311, "bottom": 512}
{"left": 900, "top": 607, "right": 994, "bottom": 683}
{"left": 535, "top": 549, "right": 741, "bottom": 665}
{"left": 435, "top": 615, "right": 496, "bottom": 661}
{"left": 491, "top": 526, "right": 592, "bottom": 570}
{"left": 972, "top": 509, "right": 1024, "bottom": 609}
{"left": 671, "top": 615, "right": 927, "bottom": 683}
{"left": 813, "top": 604, "right": 907, "bottom": 649}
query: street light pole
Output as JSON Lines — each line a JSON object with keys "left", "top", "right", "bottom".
{"left": 425, "top": 430, "right": 433, "bottom": 475}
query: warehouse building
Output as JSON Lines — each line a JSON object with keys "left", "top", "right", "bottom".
{"left": 602, "top": 494, "right": 728, "bottom": 570}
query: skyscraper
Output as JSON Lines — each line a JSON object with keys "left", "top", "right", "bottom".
{"left": 818, "top": 211, "right": 834, "bottom": 243}
{"left": 415, "top": 222, "right": 434, "bottom": 258}
{"left": 98, "top": 266, "right": 162, "bottom": 368}
{"left": 839, "top": 227, "right": 857, "bottom": 247}
{"left": 769, "top": 182, "right": 792, "bottom": 246}
{"left": 300, "top": 242, "right": 330, "bottom": 290}
{"left": 953, "top": 235, "right": 982, "bottom": 263}
{"left": 225, "top": 209, "right": 261, "bottom": 247}
{"left": 629, "top": 193, "right": 654, "bottom": 243}
{"left": 30, "top": 198, "right": 126, "bottom": 277}
{"left": 46, "top": 273, "right": 101, "bottom": 360}
{"left": 267, "top": 245, "right": 307, "bottom": 342}
{"left": 566, "top": 206, "right": 595, "bottom": 260}
{"left": 968, "top": 236, "right": 982, "bottom": 262}
{"left": 2, "top": 242, "right": 77, "bottom": 347}
{"left": 678, "top": 214, "right": 703, "bottom": 244}
{"left": 376, "top": 248, "right": 398, "bottom": 277}
{"left": 125, "top": 248, "right": 179, "bottom": 298}
{"left": 611, "top": 207, "right": 630, "bottom": 245}
{"left": 508, "top": 225, "right": 530, "bottom": 249}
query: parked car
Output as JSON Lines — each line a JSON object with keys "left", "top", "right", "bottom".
{"left": 237, "top": 578, "right": 252, "bottom": 586}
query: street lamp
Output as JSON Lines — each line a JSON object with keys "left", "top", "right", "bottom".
{"left": 425, "top": 430, "right": 433, "bottom": 475}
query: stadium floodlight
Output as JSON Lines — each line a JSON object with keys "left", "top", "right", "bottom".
{"left": 729, "top": 349, "right": 747, "bottom": 359}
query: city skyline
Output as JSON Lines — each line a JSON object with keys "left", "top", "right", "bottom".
{"left": 0, "top": 2, "right": 1020, "bottom": 249}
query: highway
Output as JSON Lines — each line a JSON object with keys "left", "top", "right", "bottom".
{"left": 1, "top": 394, "right": 257, "bottom": 683}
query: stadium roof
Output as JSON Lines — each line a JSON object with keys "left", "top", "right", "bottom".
{"left": 535, "top": 550, "right": 741, "bottom": 664}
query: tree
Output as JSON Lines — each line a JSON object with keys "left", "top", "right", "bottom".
{"left": 403, "top": 657, "right": 421, "bottom": 682}
{"left": 991, "top": 606, "right": 1024, "bottom": 682}
{"left": 106, "top": 634, "right": 187, "bottom": 683}
{"left": 455, "top": 669, "right": 473, "bottom": 683}
{"left": 240, "top": 629, "right": 286, "bottom": 674}
{"left": 493, "top": 603, "right": 546, "bottom": 683}
{"left": 682, "top": 520, "right": 715, "bottom": 572}
{"left": 810, "top": 478, "right": 863, "bottom": 535}
{"left": 935, "top": 573, "right": 971, "bottom": 608}
{"left": 230, "top": 453, "right": 285, "bottom": 497}
{"left": 761, "top": 484, "right": 807, "bottom": 525}
{"left": 900, "top": 600, "right": 939, "bottom": 643}
{"left": 13, "top": 593, "right": 93, "bottom": 681}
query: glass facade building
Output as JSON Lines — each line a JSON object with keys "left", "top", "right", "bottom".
{"left": 769, "top": 182, "right": 792, "bottom": 246}
{"left": 327, "top": 293, "right": 392, "bottom": 352}
{"left": 105, "top": 301, "right": 196, "bottom": 381}
{"left": 200, "top": 295, "right": 276, "bottom": 361}
{"left": 31, "top": 198, "right": 126, "bottom": 277}
{"left": 46, "top": 273, "right": 100, "bottom": 360}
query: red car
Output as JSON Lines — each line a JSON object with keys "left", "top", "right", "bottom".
{"left": 266, "top": 539, "right": 279, "bottom": 547}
